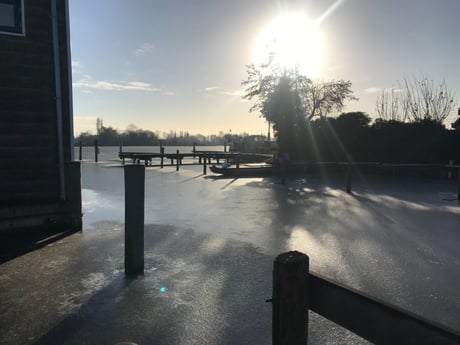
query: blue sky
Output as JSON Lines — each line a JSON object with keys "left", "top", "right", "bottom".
{"left": 69, "top": 0, "right": 460, "bottom": 135}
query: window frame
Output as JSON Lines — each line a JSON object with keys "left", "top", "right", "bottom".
{"left": 0, "top": 0, "right": 25, "bottom": 36}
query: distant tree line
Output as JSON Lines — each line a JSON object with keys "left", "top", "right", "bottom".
{"left": 74, "top": 120, "right": 265, "bottom": 148}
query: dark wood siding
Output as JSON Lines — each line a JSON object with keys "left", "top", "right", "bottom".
{"left": 0, "top": 0, "right": 71, "bottom": 205}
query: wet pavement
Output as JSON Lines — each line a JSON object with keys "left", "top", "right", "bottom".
{"left": 1, "top": 160, "right": 459, "bottom": 344}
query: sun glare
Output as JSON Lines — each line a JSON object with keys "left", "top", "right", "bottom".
{"left": 254, "top": 13, "right": 323, "bottom": 77}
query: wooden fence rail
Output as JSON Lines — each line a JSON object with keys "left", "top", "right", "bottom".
{"left": 272, "top": 251, "right": 460, "bottom": 345}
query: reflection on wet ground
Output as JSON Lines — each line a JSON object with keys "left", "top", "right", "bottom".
{"left": 82, "top": 162, "right": 460, "bottom": 329}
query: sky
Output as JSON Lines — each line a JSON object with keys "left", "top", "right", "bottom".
{"left": 69, "top": 0, "right": 460, "bottom": 136}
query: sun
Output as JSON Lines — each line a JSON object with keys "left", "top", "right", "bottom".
{"left": 254, "top": 13, "right": 323, "bottom": 77}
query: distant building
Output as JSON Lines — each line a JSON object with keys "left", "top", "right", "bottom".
{"left": 0, "top": 0, "right": 81, "bottom": 232}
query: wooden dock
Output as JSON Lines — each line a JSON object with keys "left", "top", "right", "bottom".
{"left": 118, "top": 150, "right": 239, "bottom": 166}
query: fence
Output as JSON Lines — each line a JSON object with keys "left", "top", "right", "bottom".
{"left": 272, "top": 251, "right": 460, "bottom": 345}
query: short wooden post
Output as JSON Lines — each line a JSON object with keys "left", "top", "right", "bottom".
{"left": 94, "top": 140, "right": 98, "bottom": 162}
{"left": 203, "top": 153, "right": 207, "bottom": 175}
{"left": 124, "top": 165, "right": 145, "bottom": 276}
{"left": 119, "top": 143, "right": 123, "bottom": 153}
{"left": 193, "top": 143, "right": 196, "bottom": 158}
{"left": 272, "top": 251, "right": 309, "bottom": 345}
{"left": 176, "top": 150, "right": 180, "bottom": 171}
{"left": 160, "top": 147, "right": 164, "bottom": 168}
{"left": 346, "top": 161, "right": 352, "bottom": 193}
{"left": 79, "top": 141, "right": 82, "bottom": 161}
{"left": 224, "top": 142, "right": 227, "bottom": 153}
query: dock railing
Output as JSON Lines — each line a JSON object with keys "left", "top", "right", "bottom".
{"left": 272, "top": 251, "right": 460, "bottom": 345}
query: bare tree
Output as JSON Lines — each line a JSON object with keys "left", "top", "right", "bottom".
{"left": 375, "top": 88, "right": 406, "bottom": 121}
{"left": 376, "top": 76, "right": 456, "bottom": 123}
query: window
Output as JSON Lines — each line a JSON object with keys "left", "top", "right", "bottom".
{"left": 0, "top": 0, "right": 24, "bottom": 36}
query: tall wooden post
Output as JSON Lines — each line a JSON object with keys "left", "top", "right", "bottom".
{"left": 176, "top": 150, "right": 180, "bottom": 171}
{"left": 124, "top": 165, "right": 145, "bottom": 276}
{"left": 203, "top": 153, "right": 207, "bottom": 175}
{"left": 79, "top": 141, "right": 82, "bottom": 161}
{"left": 160, "top": 147, "right": 164, "bottom": 168}
{"left": 94, "top": 140, "right": 98, "bottom": 162}
{"left": 119, "top": 143, "right": 123, "bottom": 153}
{"left": 272, "top": 251, "right": 309, "bottom": 345}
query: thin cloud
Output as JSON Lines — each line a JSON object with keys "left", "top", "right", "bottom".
{"left": 135, "top": 42, "right": 155, "bottom": 57}
{"left": 364, "top": 87, "right": 383, "bottom": 94}
{"left": 365, "top": 86, "right": 403, "bottom": 94}
{"left": 202, "top": 85, "right": 244, "bottom": 97}
{"left": 221, "top": 89, "right": 244, "bottom": 97}
{"left": 73, "top": 75, "right": 162, "bottom": 92}
{"left": 205, "top": 86, "right": 222, "bottom": 92}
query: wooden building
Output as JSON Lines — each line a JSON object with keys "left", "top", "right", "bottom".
{"left": 0, "top": 0, "right": 81, "bottom": 232}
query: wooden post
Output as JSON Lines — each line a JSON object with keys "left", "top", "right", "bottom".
{"left": 193, "top": 143, "right": 196, "bottom": 158}
{"left": 124, "top": 165, "right": 145, "bottom": 276}
{"left": 94, "top": 140, "right": 98, "bottom": 163}
{"left": 160, "top": 147, "right": 164, "bottom": 168}
{"left": 203, "top": 153, "right": 207, "bottom": 175}
{"left": 119, "top": 143, "right": 123, "bottom": 153}
{"left": 176, "top": 150, "right": 180, "bottom": 171}
{"left": 346, "top": 161, "right": 352, "bottom": 193}
{"left": 224, "top": 142, "right": 227, "bottom": 153}
{"left": 78, "top": 141, "right": 82, "bottom": 161}
{"left": 272, "top": 251, "right": 309, "bottom": 345}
